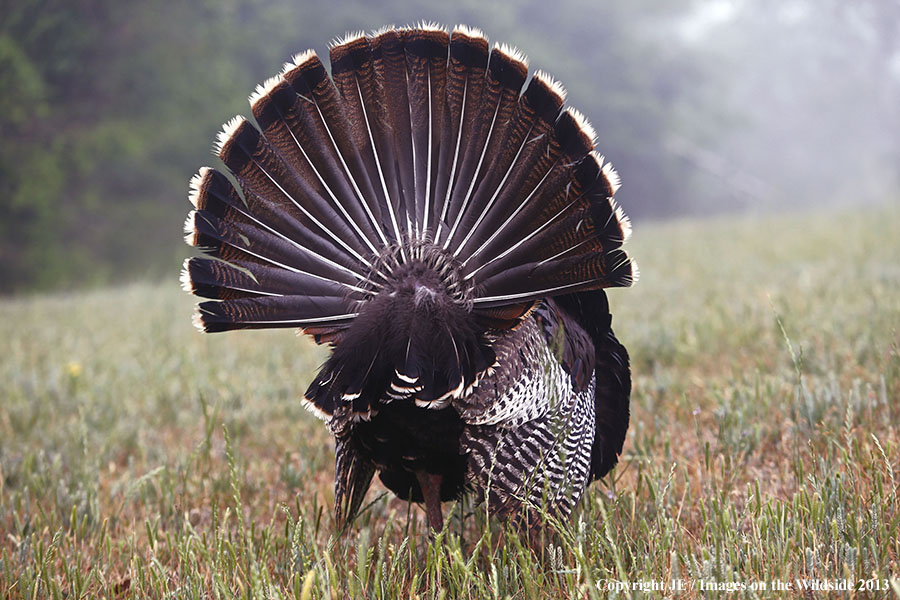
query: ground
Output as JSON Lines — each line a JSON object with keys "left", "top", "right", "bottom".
{"left": 2, "top": 207, "right": 899, "bottom": 598}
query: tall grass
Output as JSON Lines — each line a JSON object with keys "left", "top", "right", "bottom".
{"left": 2, "top": 207, "right": 899, "bottom": 598}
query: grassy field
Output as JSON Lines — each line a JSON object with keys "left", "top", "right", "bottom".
{"left": 2, "top": 207, "right": 899, "bottom": 598}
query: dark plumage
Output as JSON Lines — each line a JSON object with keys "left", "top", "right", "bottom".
{"left": 182, "top": 24, "right": 636, "bottom": 530}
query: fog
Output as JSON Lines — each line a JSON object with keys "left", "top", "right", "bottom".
{"left": 674, "top": 0, "right": 899, "bottom": 215}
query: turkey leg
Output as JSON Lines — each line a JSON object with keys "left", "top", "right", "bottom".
{"left": 415, "top": 471, "right": 444, "bottom": 531}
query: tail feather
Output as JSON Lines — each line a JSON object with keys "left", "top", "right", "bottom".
{"left": 457, "top": 95, "right": 594, "bottom": 271}
{"left": 492, "top": 149, "right": 602, "bottom": 245}
{"left": 453, "top": 72, "right": 568, "bottom": 262}
{"left": 184, "top": 24, "right": 636, "bottom": 390}
{"left": 463, "top": 150, "right": 627, "bottom": 293}
{"left": 280, "top": 52, "right": 388, "bottom": 254}
{"left": 471, "top": 207, "right": 598, "bottom": 287}
{"left": 250, "top": 76, "right": 386, "bottom": 258}
{"left": 370, "top": 28, "right": 416, "bottom": 248}
{"left": 473, "top": 249, "right": 631, "bottom": 307}
{"left": 330, "top": 35, "right": 405, "bottom": 251}
{"left": 186, "top": 180, "right": 364, "bottom": 289}
{"left": 403, "top": 27, "right": 448, "bottom": 240}
{"left": 442, "top": 43, "right": 529, "bottom": 251}
{"left": 459, "top": 164, "right": 576, "bottom": 275}
{"left": 434, "top": 26, "right": 489, "bottom": 244}
{"left": 196, "top": 294, "right": 357, "bottom": 333}
{"left": 216, "top": 116, "right": 377, "bottom": 266}
{"left": 183, "top": 256, "right": 350, "bottom": 301}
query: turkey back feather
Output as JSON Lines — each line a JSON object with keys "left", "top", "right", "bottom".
{"left": 183, "top": 23, "right": 636, "bottom": 432}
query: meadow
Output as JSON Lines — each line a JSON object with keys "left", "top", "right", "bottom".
{"left": 2, "top": 207, "right": 899, "bottom": 598}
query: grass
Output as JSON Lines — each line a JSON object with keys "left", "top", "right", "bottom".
{"left": 2, "top": 206, "right": 899, "bottom": 598}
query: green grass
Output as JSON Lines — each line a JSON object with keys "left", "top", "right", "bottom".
{"left": 2, "top": 207, "right": 899, "bottom": 598}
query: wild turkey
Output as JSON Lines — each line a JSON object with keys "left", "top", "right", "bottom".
{"left": 182, "top": 24, "right": 636, "bottom": 531}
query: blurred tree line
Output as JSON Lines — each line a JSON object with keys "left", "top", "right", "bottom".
{"left": 1, "top": 0, "right": 897, "bottom": 293}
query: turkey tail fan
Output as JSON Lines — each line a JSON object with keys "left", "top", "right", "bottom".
{"left": 183, "top": 22, "right": 635, "bottom": 337}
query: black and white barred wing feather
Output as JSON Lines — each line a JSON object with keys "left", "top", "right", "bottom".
{"left": 457, "top": 301, "right": 601, "bottom": 520}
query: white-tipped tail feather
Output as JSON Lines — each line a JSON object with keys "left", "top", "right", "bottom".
{"left": 630, "top": 259, "right": 640, "bottom": 284}
{"left": 415, "top": 20, "right": 447, "bottom": 33}
{"left": 452, "top": 24, "right": 486, "bottom": 39}
{"left": 611, "top": 198, "right": 632, "bottom": 242}
{"left": 182, "top": 211, "right": 197, "bottom": 246}
{"left": 213, "top": 116, "right": 245, "bottom": 157}
{"left": 370, "top": 24, "right": 398, "bottom": 37}
{"left": 190, "top": 310, "right": 206, "bottom": 332}
{"left": 493, "top": 42, "right": 528, "bottom": 67}
{"left": 301, "top": 397, "right": 332, "bottom": 422}
{"left": 188, "top": 168, "right": 210, "bottom": 208}
{"left": 602, "top": 161, "right": 622, "bottom": 194}
{"left": 565, "top": 107, "right": 598, "bottom": 145}
{"left": 533, "top": 70, "right": 567, "bottom": 103}
{"left": 280, "top": 50, "right": 317, "bottom": 77}
{"left": 329, "top": 30, "right": 365, "bottom": 49}
{"left": 248, "top": 75, "right": 284, "bottom": 108}
{"left": 179, "top": 258, "right": 194, "bottom": 292}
